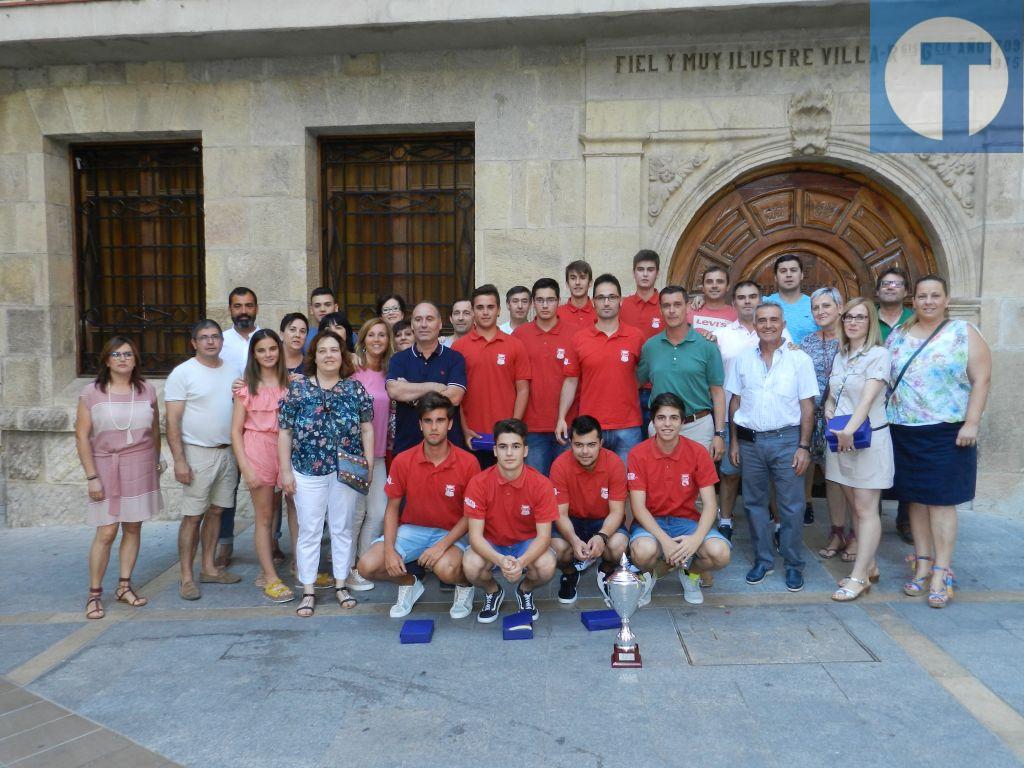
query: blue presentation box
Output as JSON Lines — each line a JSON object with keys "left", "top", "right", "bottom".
{"left": 400, "top": 619, "right": 434, "bottom": 644}
{"left": 580, "top": 609, "right": 621, "bottom": 631}
{"left": 502, "top": 611, "right": 534, "bottom": 640}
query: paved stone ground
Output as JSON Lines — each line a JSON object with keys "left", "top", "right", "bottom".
{"left": 1, "top": 503, "right": 1023, "bottom": 767}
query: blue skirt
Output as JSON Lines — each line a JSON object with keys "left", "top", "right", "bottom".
{"left": 890, "top": 422, "right": 976, "bottom": 506}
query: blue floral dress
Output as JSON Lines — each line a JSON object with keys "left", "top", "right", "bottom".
{"left": 278, "top": 377, "right": 374, "bottom": 476}
{"left": 799, "top": 331, "right": 839, "bottom": 464}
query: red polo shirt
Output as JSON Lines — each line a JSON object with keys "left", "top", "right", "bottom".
{"left": 549, "top": 447, "right": 627, "bottom": 520}
{"left": 620, "top": 291, "right": 663, "bottom": 341}
{"left": 563, "top": 324, "right": 645, "bottom": 430}
{"left": 557, "top": 299, "right": 597, "bottom": 336}
{"left": 385, "top": 441, "right": 481, "bottom": 530}
{"left": 463, "top": 465, "right": 559, "bottom": 546}
{"left": 452, "top": 329, "right": 531, "bottom": 436}
{"left": 512, "top": 320, "right": 574, "bottom": 432}
{"left": 626, "top": 437, "right": 718, "bottom": 521}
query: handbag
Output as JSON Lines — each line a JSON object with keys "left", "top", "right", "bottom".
{"left": 336, "top": 449, "right": 370, "bottom": 495}
{"left": 826, "top": 414, "right": 872, "bottom": 452}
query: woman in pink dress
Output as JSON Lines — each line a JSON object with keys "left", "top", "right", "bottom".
{"left": 75, "top": 336, "right": 163, "bottom": 620}
{"left": 231, "top": 329, "right": 293, "bottom": 602}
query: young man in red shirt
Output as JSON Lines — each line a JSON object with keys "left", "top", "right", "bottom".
{"left": 628, "top": 392, "right": 732, "bottom": 606}
{"left": 462, "top": 419, "right": 559, "bottom": 623}
{"left": 556, "top": 273, "right": 646, "bottom": 465}
{"left": 549, "top": 415, "right": 629, "bottom": 604}
{"left": 513, "top": 277, "right": 573, "bottom": 475}
{"left": 556, "top": 260, "right": 597, "bottom": 335}
{"left": 453, "top": 284, "right": 531, "bottom": 468}
{"left": 357, "top": 394, "right": 479, "bottom": 619}
{"left": 619, "top": 249, "right": 663, "bottom": 429}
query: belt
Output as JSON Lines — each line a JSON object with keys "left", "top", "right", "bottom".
{"left": 682, "top": 409, "right": 711, "bottom": 424}
{"left": 187, "top": 443, "right": 231, "bottom": 450}
{"left": 734, "top": 424, "right": 798, "bottom": 442}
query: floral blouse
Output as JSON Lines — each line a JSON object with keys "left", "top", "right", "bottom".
{"left": 886, "top": 320, "right": 973, "bottom": 426}
{"left": 799, "top": 331, "right": 839, "bottom": 408}
{"left": 278, "top": 376, "right": 374, "bottom": 476}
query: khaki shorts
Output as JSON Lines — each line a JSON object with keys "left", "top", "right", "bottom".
{"left": 180, "top": 444, "right": 238, "bottom": 516}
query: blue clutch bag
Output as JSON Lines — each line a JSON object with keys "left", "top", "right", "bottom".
{"left": 469, "top": 433, "right": 495, "bottom": 451}
{"left": 825, "top": 415, "right": 872, "bottom": 452}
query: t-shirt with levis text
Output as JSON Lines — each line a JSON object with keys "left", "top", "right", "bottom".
{"left": 686, "top": 306, "right": 738, "bottom": 336}
{"left": 164, "top": 357, "right": 237, "bottom": 447}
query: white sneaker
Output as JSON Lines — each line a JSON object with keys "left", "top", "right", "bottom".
{"left": 680, "top": 571, "right": 704, "bottom": 605}
{"left": 638, "top": 572, "right": 657, "bottom": 608}
{"left": 449, "top": 585, "right": 475, "bottom": 619}
{"left": 346, "top": 568, "right": 375, "bottom": 592}
{"left": 389, "top": 578, "right": 424, "bottom": 618}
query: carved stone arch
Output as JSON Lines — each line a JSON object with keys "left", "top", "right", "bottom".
{"left": 652, "top": 139, "right": 978, "bottom": 304}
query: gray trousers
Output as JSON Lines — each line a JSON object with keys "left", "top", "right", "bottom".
{"left": 738, "top": 425, "right": 806, "bottom": 571}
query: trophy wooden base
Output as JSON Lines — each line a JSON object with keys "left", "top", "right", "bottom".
{"left": 611, "top": 644, "right": 642, "bottom": 668}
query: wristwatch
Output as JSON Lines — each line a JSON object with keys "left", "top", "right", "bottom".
{"left": 714, "top": 430, "right": 727, "bottom": 438}
{"left": 798, "top": 444, "right": 811, "bottom": 451}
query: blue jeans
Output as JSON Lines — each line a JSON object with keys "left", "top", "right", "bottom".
{"left": 217, "top": 477, "right": 240, "bottom": 545}
{"left": 639, "top": 387, "right": 652, "bottom": 430}
{"left": 602, "top": 427, "right": 643, "bottom": 467}
{"left": 738, "top": 426, "right": 806, "bottom": 571}
{"left": 525, "top": 432, "right": 567, "bottom": 476}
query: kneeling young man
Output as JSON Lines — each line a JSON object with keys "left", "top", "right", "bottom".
{"left": 627, "top": 392, "right": 731, "bottom": 606}
{"left": 549, "top": 415, "right": 629, "bottom": 604}
{"left": 358, "top": 394, "right": 479, "bottom": 619}
{"left": 462, "top": 419, "right": 559, "bottom": 623}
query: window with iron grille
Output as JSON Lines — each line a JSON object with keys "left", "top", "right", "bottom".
{"left": 321, "top": 135, "right": 474, "bottom": 329}
{"left": 74, "top": 142, "right": 205, "bottom": 376}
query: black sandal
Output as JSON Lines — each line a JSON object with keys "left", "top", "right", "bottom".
{"left": 115, "top": 577, "right": 148, "bottom": 607}
{"left": 86, "top": 587, "right": 104, "bottom": 620}
{"left": 335, "top": 587, "right": 357, "bottom": 609}
{"left": 296, "top": 592, "right": 316, "bottom": 618}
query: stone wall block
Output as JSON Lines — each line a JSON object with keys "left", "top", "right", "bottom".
{"left": 584, "top": 227, "right": 640, "bottom": 276}
{"left": 203, "top": 200, "right": 250, "bottom": 248}
{"left": 585, "top": 100, "right": 659, "bottom": 135}
{"left": 48, "top": 305, "right": 75, "bottom": 358}
{"left": 2, "top": 357, "right": 41, "bottom": 406}
{"left": 3, "top": 432, "right": 42, "bottom": 480}
{"left": 86, "top": 63, "right": 126, "bottom": 85}
{"left": 0, "top": 256, "right": 40, "bottom": 304}
{"left": 251, "top": 78, "right": 331, "bottom": 145}
{"left": 475, "top": 162, "right": 514, "bottom": 230}
{"left": 250, "top": 198, "right": 307, "bottom": 249}
{"left": 980, "top": 225, "right": 1024, "bottom": 297}
{"left": 44, "top": 202, "right": 71, "bottom": 255}
{"left": 479, "top": 228, "right": 583, "bottom": 287}
{"left": 203, "top": 146, "right": 304, "bottom": 199}
{"left": 44, "top": 433, "right": 81, "bottom": 483}
{"left": 21, "top": 407, "right": 70, "bottom": 431}
{"left": 15, "top": 69, "right": 49, "bottom": 90}
{"left": 170, "top": 82, "right": 252, "bottom": 146}
{"left": 0, "top": 93, "right": 43, "bottom": 154}
{"left": 125, "top": 62, "right": 166, "bottom": 85}
{"left": 48, "top": 65, "right": 88, "bottom": 88}
{"left": 658, "top": 99, "right": 717, "bottom": 132}
{"left": 550, "top": 160, "right": 585, "bottom": 227}
{"left": 616, "top": 155, "right": 643, "bottom": 227}
{"left": 0, "top": 155, "right": 28, "bottom": 201}
{"left": 6, "top": 309, "right": 45, "bottom": 354}
{"left": 524, "top": 161, "right": 552, "bottom": 229}
{"left": 5, "top": 481, "right": 84, "bottom": 526}
{"left": 14, "top": 202, "right": 46, "bottom": 253}
{"left": 584, "top": 156, "right": 618, "bottom": 227}
{"left": 997, "top": 299, "right": 1024, "bottom": 349}
{"left": 64, "top": 86, "right": 109, "bottom": 134}
{"left": 25, "top": 88, "right": 74, "bottom": 134}
{"left": 164, "top": 62, "right": 188, "bottom": 84}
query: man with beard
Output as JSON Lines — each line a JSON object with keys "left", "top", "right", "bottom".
{"left": 688, "top": 266, "right": 738, "bottom": 335}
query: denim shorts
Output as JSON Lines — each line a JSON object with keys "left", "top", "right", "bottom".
{"left": 629, "top": 516, "right": 732, "bottom": 548}
{"left": 373, "top": 524, "right": 468, "bottom": 563}
{"left": 553, "top": 517, "right": 628, "bottom": 542}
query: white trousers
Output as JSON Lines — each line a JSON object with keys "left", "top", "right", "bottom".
{"left": 293, "top": 470, "right": 359, "bottom": 586}
{"left": 352, "top": 457, "right": 387, "bottom": 558}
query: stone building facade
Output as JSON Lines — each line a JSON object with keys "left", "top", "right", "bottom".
{"left": 0, "top": 1, "right": 1018, "bottom": 525}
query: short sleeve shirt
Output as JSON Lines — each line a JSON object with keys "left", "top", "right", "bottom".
{"left": 164, "top": 357, "right": 237, "bottom": 447}
{"left": 687, "top": 306, "right": 738, "bottom": 335}
{"left": 452, "top": 329, "right": 532, "bottom": 436}
{"left": 512, "top": 320, "right": 573, "bottom": 433}
{"left": 384, "top": 441, "right": 480, "bottom": 530}
{"left": 549, "top": 448, "right": 627, "bottom": 520}
{"left": 463, "top": 465, "right": 559, "bottom": 546}
{"left": 725, "top": 345, "right": 820, "bottom": 432}
{"left": 277, "top": 377, "right": 374, "bottom": 476}
{"left": 619, "top": 292, "right": 663, "bottom": 340}
{"left": 637, "top": 329, "right": 725, "bottom": 413}
{"left": 627, "top": 437, "right": 719, "bottom": 521}
{"left": 557, "top": 299, "right": 597, "bottom": 336}
{"left": 764, "top": 293, "right": 816, "bottom": 344}
{"left": 563, "top": 324, "right": 645, "bottom": 430}
{"left": 220, "top": 326, "right": 260, "bottom": 378}
{"left": 386, "top": 343, "right": 467, "bottom": 454}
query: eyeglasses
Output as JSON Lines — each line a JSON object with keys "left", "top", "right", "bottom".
{"left": 879, "top": 280, "right": 905, "bottom": 288}
{"left": 196, "top": 334, "right": 222, "bottom": 342}
{"left": 842, "top": 313, "right": 870, "bottom": 323}
{"left": 110, "top": 351, "right": 134, "bottom": 360}
{"left": 594, "top": 295, "right": 620, "bottom": 303}
{"left": 381, "top": 305, "right": 402, "bottom": 314}
{"left": 533, "top": 297, "right": 558, "bottom": 305}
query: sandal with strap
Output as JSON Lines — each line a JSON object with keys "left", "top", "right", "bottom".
{"left": 928, "top": 566, "right": 957, "bottom": 609}
{"left": 832, "top": 576, "right": 870, "bottom": 602}
{"left": 85, "top": 587, "right": 104, "bottom": 620}
{"left": 903, "top": 554, "right": 934, "bottom": 596}
{"left": 296, "top": 592, "right": 316, "bottom": 618}
{"left": 335, "top": 587, "right": 357, "bottom": 610}
{"left": 818, "top": 526, "right": 847, "bottom": 559}
{"left": 840, "top": 533, "right": 859, "bottom": 563}
{"left": 115, "top": 578, "right": 148, "bottom": 607}
{"left": 264, "top": 579, "right": 295, "bottom": 603}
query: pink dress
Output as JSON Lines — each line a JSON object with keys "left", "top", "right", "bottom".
{"left": 80, "top": 382, "right": 162, "bottom": 526}
{"left": 351, "top": 368, "right": 388, "bottom": 459}
{"left": 235, "top": 385, "right": 287, "bottom": 487}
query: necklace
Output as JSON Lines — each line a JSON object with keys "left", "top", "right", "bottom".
{"left": 107, "top": 385, "right": 135, "bottom": 445}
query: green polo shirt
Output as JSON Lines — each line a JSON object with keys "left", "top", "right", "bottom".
{"left": 876, "top": 305, "right": 914, "bottom": 342}
{"left": 637, "top": 328, "right": 724, "bottom": 413}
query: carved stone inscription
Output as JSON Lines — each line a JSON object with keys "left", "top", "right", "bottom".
{"left": 614, "top": 45, "right": 871, "bottom": 75}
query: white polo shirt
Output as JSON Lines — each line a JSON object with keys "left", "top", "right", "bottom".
{"left": 220, "top": 325, "right": 260, "bottom": 378}
{"left": 725, "top": 342, "right": 818, "bottom": 432}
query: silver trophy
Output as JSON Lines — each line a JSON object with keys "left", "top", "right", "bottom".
{"left": 606, "top": 554, "right": 644, "bottom": 668}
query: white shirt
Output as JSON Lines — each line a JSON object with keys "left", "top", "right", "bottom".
{"left": 725, "top": 342, "right": 818, "bottom": 432}
{"left": 716, "top": 320, "right": 791, "bottom": 412}
{"left": 220, "top": 325, "right": 260, "bottom": 378}
{"left": 164, "top": 357, "right": 238, "bottom": 446}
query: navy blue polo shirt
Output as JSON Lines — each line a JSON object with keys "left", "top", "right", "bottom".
{"left": 386, "top": 342, "right": 467, "bottom": 454}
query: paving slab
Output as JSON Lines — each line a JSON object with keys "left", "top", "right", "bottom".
{"left": 0, "top": 624, "right": 82, "bottom": 674}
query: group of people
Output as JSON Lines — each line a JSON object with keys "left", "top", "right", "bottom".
{"left": 75, "top": 249, "right": 991, "bottom": 624}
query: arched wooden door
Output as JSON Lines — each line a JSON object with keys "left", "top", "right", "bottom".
{"left": 668, "top": 166, "right": 937, "bottom": 300}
